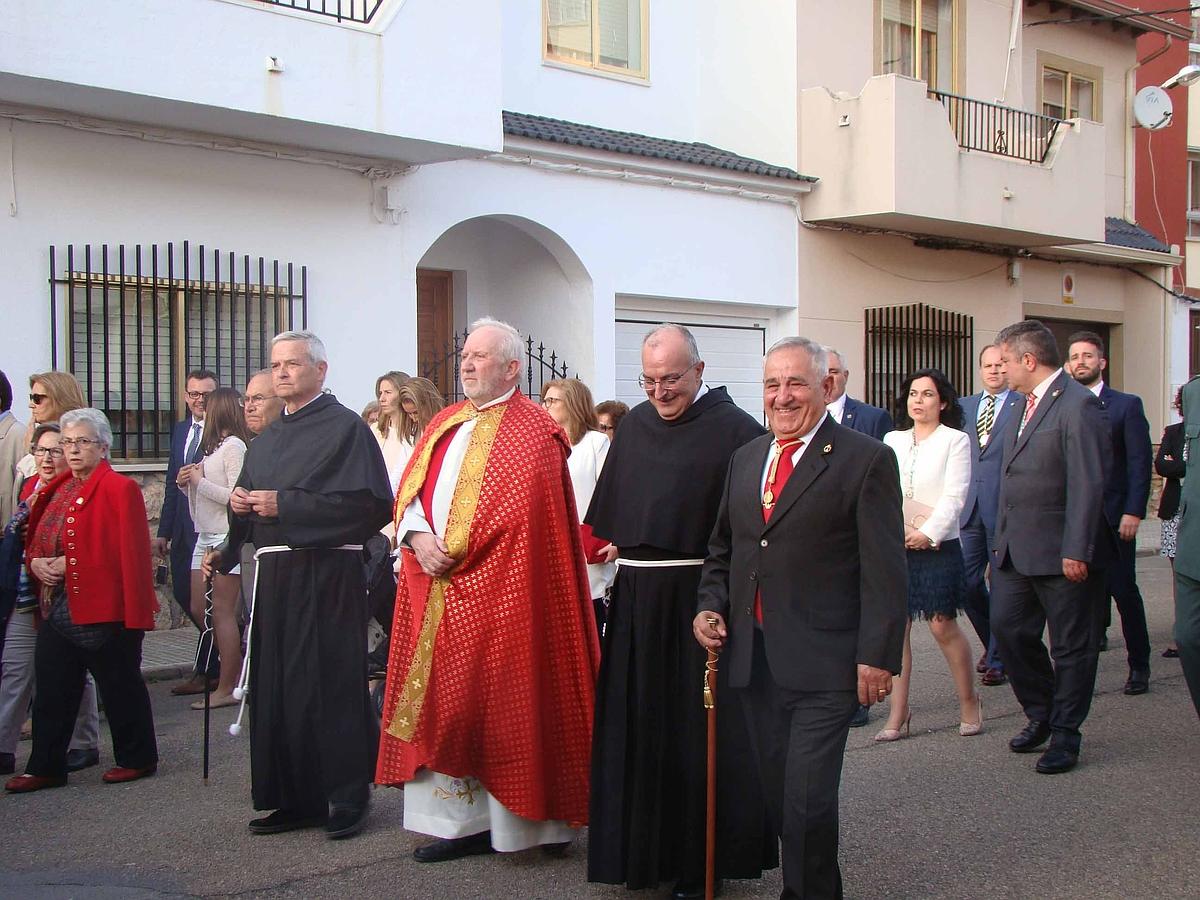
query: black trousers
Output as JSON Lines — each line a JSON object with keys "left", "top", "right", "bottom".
{"left": 27, "top": 624, "right": 158, "bottom": 778}
{"left": 991, "top": 563, "right": 1105, "bottom": 751}
{"left": 741, "top": 631, "right": 856, "bottom": 900}
{"left": 1103, "top": 533, "right": 1151, "bottom": 670}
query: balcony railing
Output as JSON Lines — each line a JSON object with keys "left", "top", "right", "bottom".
{"left": 928, "top": 90, "right": 1063, "bottom": 165}
{"left": 251, "top": 0, "right": 384, "bottom": 24}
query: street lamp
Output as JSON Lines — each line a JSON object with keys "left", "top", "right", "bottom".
{"left": 1160, "top": 64, "right": 1200, "bottom": 91}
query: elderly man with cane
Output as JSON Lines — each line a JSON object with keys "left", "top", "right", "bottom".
{"left": 695, "top": 337, "right": 907, "bottom": 899}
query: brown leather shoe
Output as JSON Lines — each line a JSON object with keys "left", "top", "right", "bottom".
{"left": 102, "top": 765, "right": 157, "bottom": 784}
{"left": 981, "top": 667, "right": 1008, "bottom": 686}
{"left": 5, "top": 774, "right": 67, "bottom": 793}
{"left": 975, "top": 653, "right": 988, "bottom": 674}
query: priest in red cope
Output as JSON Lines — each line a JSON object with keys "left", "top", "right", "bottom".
{"left": 375, "top": 316, "right": 601, "bottom": 863}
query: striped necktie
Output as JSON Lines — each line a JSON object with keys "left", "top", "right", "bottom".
{"left": 977, "top": 394, "right": 996, "bottom": 446}
{"left": 1017, "top": 393, "right": 1037, "bottom": 437}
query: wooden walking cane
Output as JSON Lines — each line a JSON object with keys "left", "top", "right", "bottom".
{"left": 703, "top": 616, "right": 720, "bottom": 900}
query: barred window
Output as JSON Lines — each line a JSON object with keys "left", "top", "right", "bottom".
{"left": 49, "top": 242, "right": 307, "bottom": 461}
{"left": 864, "top": 302, "right": 974, "bottom": 420}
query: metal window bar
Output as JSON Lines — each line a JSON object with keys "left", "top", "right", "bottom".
{"left": 419, "top": 328, "right": 572, "bottom": 405}
{"left": 928, "top": 89, "right": 1063, "bottom": 165}
{"left": 864, "top": 302, "right": 974, "bottom": 422}
{"left": 48, "top": 242, "right": 308, "bottom": 461}
{"left": 250, "top": 0, "right": 384, "bottom": 24}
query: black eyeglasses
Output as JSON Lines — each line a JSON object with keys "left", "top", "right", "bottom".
{"left": 33, "top": 446, "right": 65, "bottom": 458}
{"left": 29, "top": 393, "right": 48, "bottom": 404}
{"left": 186, "top": 390, "right": 215, "bottom": 402}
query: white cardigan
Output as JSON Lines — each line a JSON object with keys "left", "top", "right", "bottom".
{"left": 883, "top": 424, "right": 970, "bottom": 544}
{"left": 567, "top": 429, "right": 615, "bottom": 599}
{"left": 186, "top": 435, "right": 247, "bottom": 535}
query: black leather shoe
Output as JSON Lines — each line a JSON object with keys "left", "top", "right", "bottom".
{"left": 1009, "top": 720, "right": 1051, "bottom": 753}
{"left": 848, "top": 704, "right": 869, "bottom": 728}
{"left": 66, "top": 749, "right": 100, "bottom": 772}
{"left": 248, "top": 809, "right": 328, "bottom": 835}
{"left": 412, "top": 831, "right": 495, "bottom": 863}
{"left": 327, "top": 798, "right": 370, "bottom": 840}
{"left": 1123, "top": 668, "right": 1149, "bottom": 695}
{"left": 1035, "top": 746, "right": 1079, "bottom": 774}
{"left": 672, "top": 878, "right": 722, "bottom": 899}
{"left": 0, "top": 752, "right": 14, "bottom": 775}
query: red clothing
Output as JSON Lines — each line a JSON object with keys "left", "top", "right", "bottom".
{"left": 25, "top": 460, "right": 158, "bottom": 630}
{"left": 376, "top": 392, "right": 600, "bottom": 825}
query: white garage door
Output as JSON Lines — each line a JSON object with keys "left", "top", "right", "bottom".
{"left": 615, "top": 318, "right": 768, "bottom": 424}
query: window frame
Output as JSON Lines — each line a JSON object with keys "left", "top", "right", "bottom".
{"left": 1036, "top": 51, "right": 1103, "bottom": 122}
{"left": 542, "top": 0, "right": 650, "bottom": 81}
{"left": 1188, "top": 151, "right": 1200, "bottom": 240}
{"left": 873, "top": 0, "right": 962, "bottom": 93}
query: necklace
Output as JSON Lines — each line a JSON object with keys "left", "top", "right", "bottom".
{"left": 762, "top": 438, "right": 803, "bottom": 509}
{"left": 904, "top": 430, "right": 920, "bottom": 499}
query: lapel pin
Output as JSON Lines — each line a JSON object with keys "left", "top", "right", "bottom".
{"left": 1051, "top": 389, "right": 1061, "bottom": 398}
{"left": 822, "top": 443, "right": 832, "bottom": 454}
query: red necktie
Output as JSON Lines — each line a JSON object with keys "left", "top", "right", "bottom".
{"left": 756, "top": 439, "right": 802, "bottom": 623}
{"left": 1018, "top": 393, "right": 1037, "bottom": 436}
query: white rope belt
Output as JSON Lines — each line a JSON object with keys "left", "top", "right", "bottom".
{"left": 616, "top": 557, "right": 705, "bottom": 568}
{"left": 228, "top": 543, "right": 363, "bottom": 737}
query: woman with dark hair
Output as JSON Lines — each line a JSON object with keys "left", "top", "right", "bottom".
{"left": 541, "top": 379, "right": 618, "bottom": 632}
{"left": 1156, "top": 387, "right": 1186, "bottom": 658}
{"left": 877, "top": 368, "right": 981, "bottom": 741}
{"left": 6, "top": 408, "right": 158, "bottom": 792}
{"left": 179, "top": 387, "right": 250, "bottom": 709}
{"left": 594, "top": 399, "right": 630, "bottom": 441}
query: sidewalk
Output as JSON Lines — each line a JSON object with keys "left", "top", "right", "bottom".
{"left": 140, "top": 627, "right": 199, "bottom": 682}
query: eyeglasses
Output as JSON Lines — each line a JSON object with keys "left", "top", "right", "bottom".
{"left": 33, "top": 446, "right": 65, "bottom": 458}
{"left": 637, "top": 371, "right": 690, "bottom": 391}
{"left": 240, "top": 394, "right": 273, "bottom": 408}
{"left": 60, "top": 437, "right": 102, "bottom": 448}
{"left": 29, "top": 393, "right": 48, "bottom": 405}
{"left": 541, "top": 397, "right": 563, "bottom": 408}
{"left": 598, "top": 424, "right": 616, "bottom": 433}
{"left": 185, "top": 390, "right": 214, "bottom": 402}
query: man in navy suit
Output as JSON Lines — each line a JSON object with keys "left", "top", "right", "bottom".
{"left": 959, "top": 345, "right": 1023, "bottom": 687}
{"left": 154, "top": 369, "right": 219, "bottom": 695}
{"left": 823, "top": 348, "right": 894, "bottom": 440}
{"left": 1066, "top": 332, "right": 1153, "bottom": 695}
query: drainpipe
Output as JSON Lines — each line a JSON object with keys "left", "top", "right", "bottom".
{"left": 998, "top": 0, "right": 1021, "bottom": 104}
{"left": 1125, "top": 36, "right": 1173, "bottom": 222}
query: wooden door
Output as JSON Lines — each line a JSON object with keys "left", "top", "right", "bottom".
{"left": 417, "top": 268, "right": 453, "bottom": 367}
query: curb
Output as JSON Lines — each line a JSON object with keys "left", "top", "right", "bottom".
{"left": 143, "top": 665, "right": 191, "bottom": 684}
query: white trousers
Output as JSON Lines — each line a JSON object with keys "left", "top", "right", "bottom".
{"left": 0, "top": 611, "right": 100, "bottom": 754}
{"left": 404, "top": 770, "right": 576, "bottom": 853}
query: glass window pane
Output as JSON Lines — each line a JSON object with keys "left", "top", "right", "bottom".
{"left": 1043, "top": 68, "right": 1066, "bottom": 118}
{"left": 546, "top": 0, "right": 593, "bottom": 65}
{"left": 1190, "top": 158, "right": 1200, "bottom": 211}
{"left": 880, "top": 0, "right": 916, "bottom": 78}
{"left": 1071, "top": 76, "right": 1094, "bottom": 120}
{"left": 597, "top": 0, "right": 641, "bottom": 71}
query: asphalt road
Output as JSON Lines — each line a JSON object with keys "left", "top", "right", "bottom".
{"left": 0, "top": 555, "right": 1194, "bottom": 899}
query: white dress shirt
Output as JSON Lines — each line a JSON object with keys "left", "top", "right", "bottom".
{"left": 826, "top": 393, "right": 847, "bottom": 425}
{"left": 759, "top": 413, "right": 828, "bottom": 496}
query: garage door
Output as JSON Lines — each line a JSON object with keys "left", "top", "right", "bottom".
{"left": 615, "top": 318, "right": 768, "bottom": 424}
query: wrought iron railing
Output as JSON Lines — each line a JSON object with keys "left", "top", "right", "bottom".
{"left": 421, "top": 328, "right": 572, "bottom": 405}
{"left": 49, "top": 242, "right": 308, "bottom": 461}
{"left": 928, "top": 89, "right": 1063, "bottom": 164}
{"left": 864, "top": 302, "right": 974, "bottom": 423}
{"left": 251, "top": 0, "right": 384, "bottom": 24}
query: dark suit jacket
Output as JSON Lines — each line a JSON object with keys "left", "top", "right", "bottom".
{"left": 1155, "top": 422, "right": 1185, "bottom": 520}
{"left": 992, "top": 372, "right": 1111, "bottom": 576}
{"left": 697, "top": 417, "right": 908, "bottom": 691}
{"left": 841, "top": 396, "right": 893, "bottom": 441}
{"left": 1175, "top": 377, "right": 1200, "bottom": 581}
{"left": 158, "top": 417, "right": 200, "bottom": 544}
{"left": 1097, "top": 384, "right": 1152, "bottom": 526}
{"left": 958, "top": 390, "right": 1023, "bottom": 532}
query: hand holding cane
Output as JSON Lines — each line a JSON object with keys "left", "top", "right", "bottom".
{"left": 703, "top": 615, "right": 720, "bottom": 900}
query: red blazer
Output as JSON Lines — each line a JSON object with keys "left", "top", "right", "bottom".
{"left": 25, "top": 460, "right": 158, "bottom": 630}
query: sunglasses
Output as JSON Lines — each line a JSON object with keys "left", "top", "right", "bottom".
{"left": 29, "top": 393, "right": 48, "bottom": 404}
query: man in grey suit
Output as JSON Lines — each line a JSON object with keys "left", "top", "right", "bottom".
{"left": 958, "top": 345, "right": 1023, "bottom": 687}
{"left": 1173, "top": 375, "right": 1200, "bottom": 716}
{"left": 694, "top": 336, "right": 907, "bottom": 898}
{"left": 990, "top": 320, "right": 1111, "bottom": 775}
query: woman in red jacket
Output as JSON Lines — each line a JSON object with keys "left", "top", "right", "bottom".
{"left": 5, "top": 408, "right": 159, "bottom": 793}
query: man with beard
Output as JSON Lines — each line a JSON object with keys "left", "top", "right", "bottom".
{"left": 586, "top": 324, "right": 775, "bottom": 899}
{"left": 207, "top": 330, "right": 392, "bottom": 838}
{"left": 376, "top": 317, "right": 599, "bottom": 862}
{"left": 1065, "top": 331, "right": 1152, "bottom": 695}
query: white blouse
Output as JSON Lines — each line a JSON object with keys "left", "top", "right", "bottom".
{"left": 883, "top": 424, "right": 970, "bottom": 544}
{"left": 567, "top": 430, "right": 615, "bottom": 599}
{"left": 186, "top": 435, "right": 247, "bottom": 535}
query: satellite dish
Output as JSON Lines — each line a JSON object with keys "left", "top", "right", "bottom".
{"left": 1133, "top": 86, "right": 1173, "bottom": 130}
